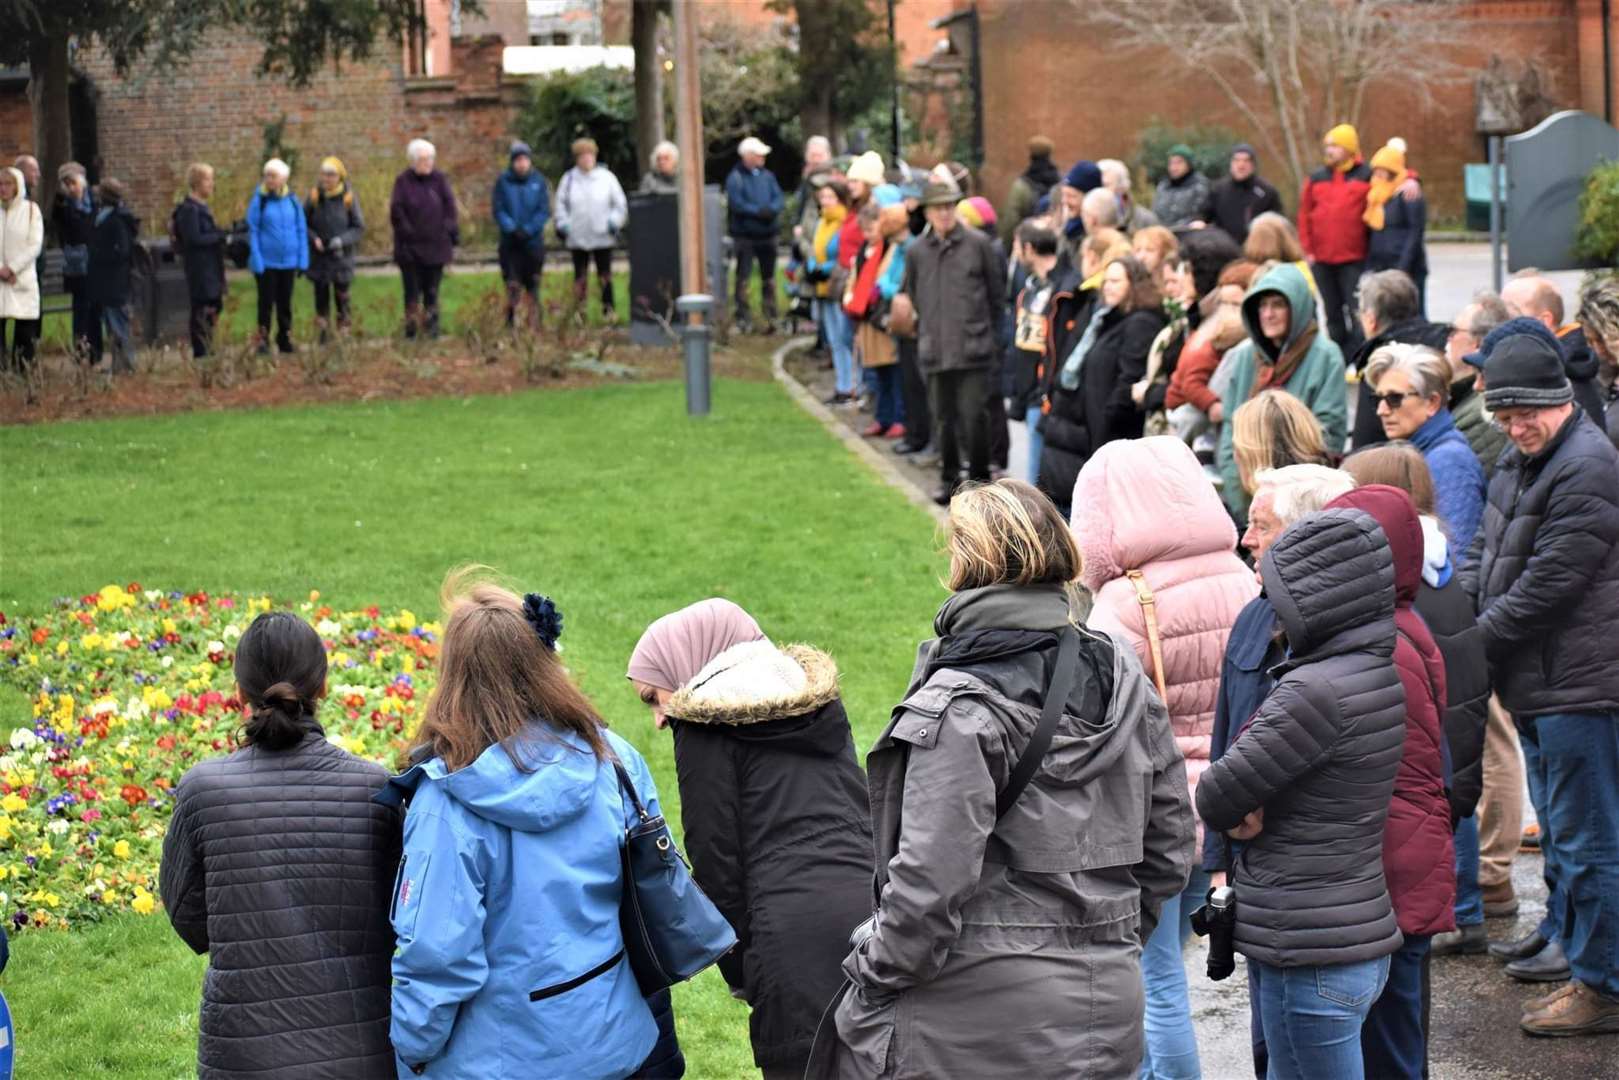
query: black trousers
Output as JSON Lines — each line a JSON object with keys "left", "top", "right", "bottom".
{"left": 930, "top": 366, "right": 992, "bottom": 487}
{"left": 1315, "top": 259, "right": 1364, "bottom": 355}
{"left": 733, "top": 236, "right": 778, "bottom": 322}
{"left": 255, "top": 268, "right": 296, "bottom": 348}
{"left": 987, "top": 390, "right": 1010, "bottom": 470}
{"left": 400, "top": 261, "right": 445, "bottom": 337}
{"left": 2, "top": 317, "right": 38, "bottom": 372}
{"left": 67, "top": 276, "right": 101, "bottom": 363}
{"left": 189, "top": 300, "right": 221, "bottom": 359}
{"left": 312, "top": 281, "right": 352, "bottom": 329}
{"left": 896, "top": 336, "right": 931, "bottom": 450}
{"left": 500, "top": 239, "right": 543, "bottom": 326}
{"left": 571, "top": 247, "right": 614, "bottom": 313}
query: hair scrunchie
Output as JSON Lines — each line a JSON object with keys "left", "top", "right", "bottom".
{"left": 522, "top": 593, "right": 564, "bottom": 651}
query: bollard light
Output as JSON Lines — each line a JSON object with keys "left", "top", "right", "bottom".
{"left": 675, "top": 293, "right": 713, "bottom": 417}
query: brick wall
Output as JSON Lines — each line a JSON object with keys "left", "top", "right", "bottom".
{"left": 0, "top": 91, "right": 31, "bottom": 167}
{"left": 974, "top": 0, "right": 1594, "bottom": 221}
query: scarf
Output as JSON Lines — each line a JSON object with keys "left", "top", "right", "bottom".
{"left": 626, "top": 598, "right": 766, "bottom": 693}
{"left": 1250, "top": 322, "right": 1319, "bottom": 398}
{"left": 1023, "top": 156, "right": 1061, "bottom": 196}
{"left": 311, "top": 156, "right": 353, "bottom": 208}
{"left": 1363, "top": 164, "right": 1407, "bottom": 231}
{"left": 1059, "top": 303, "right": 1113, "bottom": 391}
{"left": 845, "top": 236, "right": 886, "bottom": 319}
{"left": 1063, "top": 216, "right": 1085, "bottom": 241}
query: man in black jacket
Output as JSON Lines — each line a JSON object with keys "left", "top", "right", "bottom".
{"left": 901, "top": 177, "right": 1007, "bottom": 504}
{"left": 1351, "top": 269, "right": 1451, "bottom": 449}
{"left": 1460, "top": 332, "right": 1619, "bottom": 1036}
{"left": 1502, "top": 273, "right": 1607, "bottom": 426}
{"left": 1197, "top": 143, "right": 1282, "bottom": 244}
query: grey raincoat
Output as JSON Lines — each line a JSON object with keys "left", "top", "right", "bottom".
{"left": 810, "top": 583, "right": 1195, "bottom": 1079}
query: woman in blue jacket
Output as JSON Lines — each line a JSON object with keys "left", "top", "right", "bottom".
{"left": 382, "top": 570, "right": 664, "bottom": 1080}
{"left": 246, "top": 158, "right": 307, "bottom": 355}
{"left": 491, "top": 141, "right": 551, "bottom": 330}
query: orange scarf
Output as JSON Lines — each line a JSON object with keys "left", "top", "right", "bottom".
{"left": 1363, "top": 165, "right": 1407, "bottom": 231}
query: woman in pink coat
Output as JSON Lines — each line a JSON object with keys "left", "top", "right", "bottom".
{"left": 1072, "top": 435, "right": 1259, "bottom": 1080}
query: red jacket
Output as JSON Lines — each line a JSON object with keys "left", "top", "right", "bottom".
{"left": 1297, "top": 161, "right": 1371, "bottom": 266}
{"left": 836, "top": 213, "right": 863, "bottom": 270}
{"left": 1329, "top": 486, "right": 1457, "bottom": 938}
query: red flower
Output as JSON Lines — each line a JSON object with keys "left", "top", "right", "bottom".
{"left": 119, "top": 784, "right": 148, "bottom": 807}
{"left": 126, "top": 582, "right": 141, "bottom": 594}
{"left": 156, "top": 735, "right": 176, "bottom": 751}
{"left": 30, "top": 628, "right": 48, "bottom": 644}
{"left": 365, "top": 606, "right": 381, "bottom": 620}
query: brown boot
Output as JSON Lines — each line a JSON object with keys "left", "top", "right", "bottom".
{"left": 1520, "top": 981, "right": 1619, "bottom": 1036}
{"left": 1482, "top": 880, "right": 1519, "bottom": 918}
{"left": 1523, "top": 982, "right": 1578, "bottom": 1019}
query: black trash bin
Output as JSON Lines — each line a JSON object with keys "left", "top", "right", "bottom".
{"left": 131, "top": 238, "right": 193, "bottom": 347}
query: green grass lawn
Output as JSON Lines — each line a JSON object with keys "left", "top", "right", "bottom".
{"left": 0, "top": 377, "right": 943, "bottom": 1078}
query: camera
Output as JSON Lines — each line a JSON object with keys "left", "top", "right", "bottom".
{"left": 1189, "top": 884, "right": 1237, "bottom": 982}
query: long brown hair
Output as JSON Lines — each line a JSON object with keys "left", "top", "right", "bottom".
{"left": 406, "top": 566, "right": 609, "bottom": 771}
{"left": 1232, "top": 389, "right": 1330, "bottom": 495}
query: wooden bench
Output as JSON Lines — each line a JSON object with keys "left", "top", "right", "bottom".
{"left": 39, "top": 248, "right": 72, "bottom": 318}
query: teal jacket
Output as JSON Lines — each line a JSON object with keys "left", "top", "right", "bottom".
{"left": 1217, "top": 262, "right": 1348, "bottom": 516}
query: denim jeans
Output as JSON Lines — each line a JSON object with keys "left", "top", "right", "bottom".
{"left": 871, "top": 364, "right": 904, "bottom": 429}
{"left": 1140, "top": 867, "right": 1210, "bottom": 1079}
{"left": 102, "top": 303, "right": 134, "bottom": 373}
{"left": 819, "top": 300, "right": 857, "bottom": 395}
{"left": 1452, "top": 815, "right": 1483, "bottom": 926}
{"left": 1361, "top": 934, "right": 1431, "bottom": 1080}
{"left": 1024, "top": 404, "right": 1045, "bottom": 485}
{"left": 1518, "top": 717, "right": 1564, "bottom": 945}
{"left": 1522, "top": 712, "right": 1619, "bottom": 997}
{"left": 1252, "top": 955, "right": 1390, "bottom": 1080}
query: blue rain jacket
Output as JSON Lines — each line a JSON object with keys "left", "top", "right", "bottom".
{"left": 492, "top": 168, "right": 551, "bottom": 255}
{"left": 246, "top": 187, "right": 308, "bottom": 275}
{"left": 384, "top": 727, "right": 659, "bottom": 1079}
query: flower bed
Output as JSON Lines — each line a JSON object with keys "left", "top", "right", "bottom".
{"left": 0, "top": 585, "right": 438, "bottom": 931}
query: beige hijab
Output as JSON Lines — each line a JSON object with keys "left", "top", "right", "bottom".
{"left": 626, "top": 599, "right": 766, "bottom": 692}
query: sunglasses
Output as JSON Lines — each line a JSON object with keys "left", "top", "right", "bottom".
{"left": 1372, "top": 390, "right": 1421, "bottom": 410}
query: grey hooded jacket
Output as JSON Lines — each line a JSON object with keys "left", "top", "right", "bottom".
{"left": 815, "top": 583, "right": 1194, "bottom": 1079}
{"left": 1195, "top": 509, "right": 1407, "bottom": 968}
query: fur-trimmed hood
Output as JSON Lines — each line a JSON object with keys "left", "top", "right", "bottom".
{"left": 666, "top": 641, "right": 841, "bottom": 726}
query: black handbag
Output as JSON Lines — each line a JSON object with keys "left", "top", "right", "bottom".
{"left": 612, "top": 758, "right": 738, "bottom": 995}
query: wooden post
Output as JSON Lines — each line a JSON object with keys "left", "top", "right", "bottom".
{"left": 671, "top": 0, "right": 706, "bottom": 305}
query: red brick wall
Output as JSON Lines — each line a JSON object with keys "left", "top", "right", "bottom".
{"left": 0, "top": 92, "right": 31, "bottom": 167}
{"left": 974, "top": 0, "right": 1590, "bottom": 220}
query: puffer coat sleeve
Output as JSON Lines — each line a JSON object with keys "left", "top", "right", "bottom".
{"left": 158, "top": 796, "right": 209, "bottom": 953}
{"left": 1196, "top": 678, "right": 1341, "bottom": 833}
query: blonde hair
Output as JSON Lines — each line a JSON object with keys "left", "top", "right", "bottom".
{"left": 1131, "top": 225, "right": 1179, "bottom": 265}
{"left": 1082, "top": 227, "right": 1128, "bottom": 264}
{"left": 1365, "top": 342, "right": 1451, "bottom": 403}
{"left": 186, "top": 163, "right": 214, "bottom": 193}
{"left": 946, "top": 480, "right": 1081, "bottom": 592}
{"left": 1244, "top": 212, "right": 1306, "bottom": 264}
{"left": 1233, "top": 389, "right": 1330, "bottom": 495}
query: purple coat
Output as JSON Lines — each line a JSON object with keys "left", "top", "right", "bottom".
{"left": 390, "top": 168, "right": 458, "bottom": 267}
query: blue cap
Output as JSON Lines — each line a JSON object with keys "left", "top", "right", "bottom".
{"left": 872, "top": 183, "right": 904, "bottom": 208}
{"left": 1063, "top": 160, "right": 1102, "bottom": 193}
{"left": 1465, "top": 315, "right": 1563, "bottom": 370}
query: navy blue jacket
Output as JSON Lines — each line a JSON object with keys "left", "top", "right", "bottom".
{"left": 725, "top": 163, "right": 783, "bottom": 239}
{"left": 1203, "top": 593, "right": 1281, "bottom": 872}
{"left": 1410, "top": 408, "right": 1487, "bottom": 551}
{"left": 492, "top": 168, "right": 551, "bottom": 255}
{"left": 1367, "top": 193, "right": 1426, "bottom": 279}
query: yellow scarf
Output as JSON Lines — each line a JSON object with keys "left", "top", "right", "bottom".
{"left": 1363, "top": 166, "right": 1406, "bottom": 231}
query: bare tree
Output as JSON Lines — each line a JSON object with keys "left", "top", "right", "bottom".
{"left": 1084, "top": 0, "right": 1466, "bottom": 195}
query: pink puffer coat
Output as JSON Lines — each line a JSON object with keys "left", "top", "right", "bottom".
{"left": 1073, "top": 436, "right": 1259, "bottom": 837}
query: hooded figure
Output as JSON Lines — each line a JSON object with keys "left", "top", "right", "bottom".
{"left": 628, "top": 601, "right": 872, "bottom": 1079}
{"left": 1216, "top": 262, "right": 1349, "bottom": 516}
{"left": 0, "top": 166, "right": 43, "bottom": 325}
{"left": 811, "top": 582, "right": 1195, "bottom": 1079}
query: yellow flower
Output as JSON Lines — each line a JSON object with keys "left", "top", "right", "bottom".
{"left": 0, "top": 820, "right": 11, "bottom": 843}
{"left": 131, "top": 886, "right": 155, "bottom": 915}
{"left": 53, "top": 640, "right": 68, "bottom": 656}
{"left": 0, "top": 864, "right": 9, "bottom": 881}
{"left": 26, "top": 653, "right": 37, "bottom": 666}
{"left": 1, "top": 794, "right": 26, "bottom": 814}
{"left": 161, "top": 617, "right": 177, "bottom": 635}
{"left": 96, "top": 585, "right": 135, "bottom": 612}
{"left": 80, "top": 633, "right": 102, "bottom": 651}
{"left": 113, "top": 840, "right": 131, "bottom": 859}
{"left": 309, "top": 590, "right": 321, "bottom": 603}
{"left": 395, "top": 610, "right": 417, "bottom": 632}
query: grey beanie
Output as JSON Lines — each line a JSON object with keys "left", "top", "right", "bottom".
{"left": 1482, "top": 333, "right": 1574, "bottom": 410}
{"left": 510, "top": 141, "right": 533, "bottom": 163}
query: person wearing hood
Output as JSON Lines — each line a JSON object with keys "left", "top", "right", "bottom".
{"left": 726, "top": 137, "right": 785, "bottom": 334}
{"left": 87, "top": 176, "right": 140, "bottom": 374}
{"left": 51, "top": 161, "right": 99, "bottom": 364}
{"left": 1365, "top": 139, "right": 1428, "bottom": 311}
{"left": 305, "top": 156, "right": 365, "bottom": 341}
{"left": 1001, "top": 135, "right": 1061, "bottom": 247}
{"left": 173, "top": 163, "right": 228, "bottom": 360}
{"left": 1458, "top": 332, "right": 1619, "bottom": 1035}
{"left": 0, "top": 165, "right": 43, "bottom": 376}
{"left": 1501, "top": 273, "right": 1608, "bottom": 427}
{"left": 628, "top": 600, "right": 872, "bottom": 1080}
{"left": 1073, "top": 437, "right": 1259, "bottom": 1080}
{"left": 1036, "top": 254, "right": 1165, "bottom": 517}
{"left": 1576, "top": 278, "right": 1619, "bottom": 449}
{"left": 247, "top": 157, "right": 308, "bottom": 355}
{"left": 809, "top": 480, "right": 1194, "bottom": 1080}
{"left": 1152, "top": 145, "right": 1210, "bottom": 229}
{"left": 1324, "top": 485, "right": 1456, "bottom": 1080}
{"left": 160, "top": 611, "right": 400, "bottom": 1080}
{"left": 1216, "top": 261, "right": 1349, "bottom": 518}
{"left": 555, "top": 137, "right": 627, "bottom": 321}
{"left": 1197, "top": 144, "right": 1282, "bottom": 244}
{"left": 1298, "top": 124, "right": 1372, "bottom": 352}
{"left": 1349, "top": 269, "right": 1452, "bottom": 449}
{"left": 492, "top": 141, "right": 551, "bottom": 331}
{"left": 1197, "top": 507, "right": 1407, "bottom": 1080}
{"left": 639, "top": 140, "right": 679, "bottom": 195}
{"left": 1444, "top": 295, "right": 1512, "bottom": 471}
{"left": 391, "top": 138, "right": 459, "bottom": 340}
{"left": 1343, "top": 444, "right": 1490, "bottom": 960}
{"left": 381, "top": 572, "right": 665, "bottom": 1079}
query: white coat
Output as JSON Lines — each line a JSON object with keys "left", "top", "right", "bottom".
{"left": 0, "top": 168, "right": 44, "bottom": 321}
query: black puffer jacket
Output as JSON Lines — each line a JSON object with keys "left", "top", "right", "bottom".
{"left": 159, "top": 724, "right": 401, "bottom": 1080}
{"left": 1460, "top": 410, "right": 1619, "bottom": 716}
{"left": 1196, "top": 509, "right": 1407, "bottom": 968}
{"left": 1416, "top": 569, "right": 1488, "bottom": 823}
{"left": 667, "top": 643, "right": 873, "bottom": 1073}
{"left": 1559, "top": 325, "right": 1608, "bottom": 430}
{"left": 1351, "top": 317, "right": 1452, "bottom": 449}
{"left": 304, "top": 187, "right": 365, "bottom": 286}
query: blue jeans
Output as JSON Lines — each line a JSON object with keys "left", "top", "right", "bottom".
{"left": 1024, "top": 404, "right": 1045, "bottom": 486}
{"left": 1453, "top": 815, "right": 1483, "bottom": 926}
{"left": 1523, "top": 712, "right": 1619, "bottom": 997}
{"left": 871, "top": 364, "right": 904, "bottom": 429}
{"left": 102, "top": 303, "right": 133, "bottom": 373}
{"left": 1518, "top": 718, "right": 1564, "bottom": 945}
{"left": 1361, "top": 934, "right": 1431, "bottom": 1080}
{"left": 1252, "top": 955, "right": 1390, "bottom": 1080}
{"left": 819, "top": 300, "right": 857, "bottom": 395}
{"left": 1140, "top": 868, "right": 1210, "bottom": 1079}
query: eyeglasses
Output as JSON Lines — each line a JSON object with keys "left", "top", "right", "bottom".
{"left": 1372, "top": 390, "right": 1421, "bottom": 410}
{"left": 1492, "top": 412, "right": 1543, "bottom": 432}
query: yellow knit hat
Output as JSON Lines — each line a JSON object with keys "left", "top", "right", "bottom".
{"left": 1370, "top": 138, "right": 1407, "bottom": 175}
{"left": 1325, "top": 124, "right": 1361, "bottom": 157}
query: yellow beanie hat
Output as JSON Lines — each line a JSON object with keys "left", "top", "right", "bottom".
{"left": 1325, "top": 124, "right": 1361, "bottom": 157}
{"left": 1370, "top": 138, "right": 1407, "bottom": 175}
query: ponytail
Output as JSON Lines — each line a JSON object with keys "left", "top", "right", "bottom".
{"left": 234, "top": 611, "right": 327, "bottom": 752}
{"left": 244, "top": 680, "right": 312, "bottom": 751}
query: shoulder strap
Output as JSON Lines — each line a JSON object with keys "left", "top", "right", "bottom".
{"left": 610, "top": 757, "right": 651, "bottom": 824}
{"left": 996, "top": 627, "right": 1079, "bottom": 820}
{"left": 1126, "top": 570, "right": 1170, "bottom": 703}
